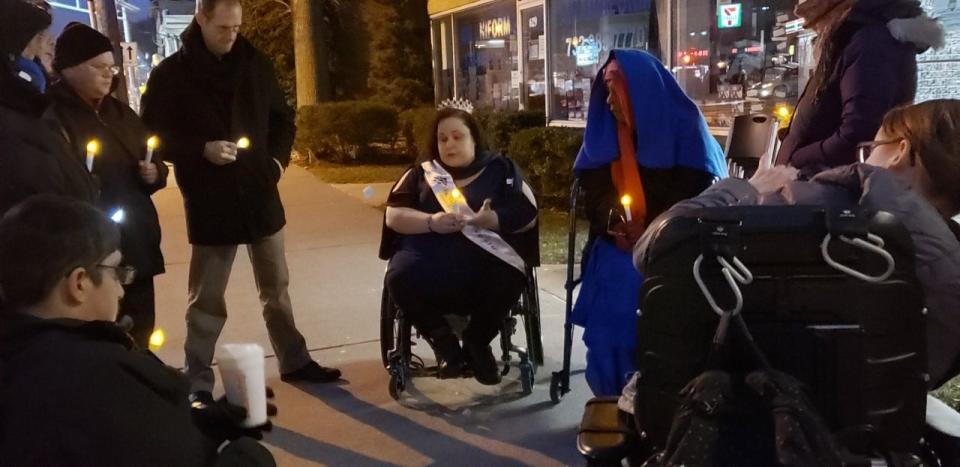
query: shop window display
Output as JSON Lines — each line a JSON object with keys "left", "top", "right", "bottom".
{"left": 521, "top": 6, "right": 546, "bottom": 111}
{"left": 548, "top": 0, "right": 653, "bottom": 122}
{"left": 455, "top": 1, "right": 520, "bottom": 111}
{"left": 433, "top": 17, "right": 455, "bottom": 102}
{"left": 672, "top": 0, "right": 803, "bottom": 130}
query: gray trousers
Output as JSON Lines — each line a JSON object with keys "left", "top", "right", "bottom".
{"left": 184, "top": 228, "right": 312, "bottom": 392}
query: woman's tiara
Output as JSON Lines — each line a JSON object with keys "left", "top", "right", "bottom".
{"left": 437, "top": 97, "right": 475, "bottom": 114}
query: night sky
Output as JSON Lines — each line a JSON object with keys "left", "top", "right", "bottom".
{"left": 50, "top": 0, "right": 163, "bottom": 55}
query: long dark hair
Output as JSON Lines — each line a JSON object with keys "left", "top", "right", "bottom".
{"left": 422, "top": 107, "right": 488, "bottom": 163}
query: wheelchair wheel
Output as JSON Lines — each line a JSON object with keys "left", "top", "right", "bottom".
{"left": 522, "top": 268, "right": 545, "bottom": 367}
{"left": 550, "top": 371, "right": 565, "bottom": 404}
{"left": 388, "top": 368, "right": 405, "bottom": 400}
{"left": 520, "top": 361, "right": 535, "bottom": 395}
{"left": 379, "top": 285, "right": 397, "bottom": 368}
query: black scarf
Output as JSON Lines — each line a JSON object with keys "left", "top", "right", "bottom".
{"left": 436, "top": 150, "right": 496, "bottom": 180}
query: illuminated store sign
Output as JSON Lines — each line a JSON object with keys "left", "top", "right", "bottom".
{"left": 479, "top": 17, "right": 512, "bottom": 40}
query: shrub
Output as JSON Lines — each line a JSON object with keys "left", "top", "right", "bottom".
{"left": 508, "top": 126, "right": 583, "bottom": 206}
{"left": 294, "top": 100, "right": 399, "bottom": 163}
{"left": 474, "top": 109, "right": 546, "bottom": 155}
{"left": 398, "top": 106, "right": 436, "bottom": 158}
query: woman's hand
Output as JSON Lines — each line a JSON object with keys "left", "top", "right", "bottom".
{"left": 429, "top": 212, "right": 466, "bottom": 234}
{"left": 465, "top": 199, "right": 499, "bottom": 231}
{"left": 748, "top": 165, "right": 799, "bottom": 194}
{"left": 139, "top": 161, "right": 159, "bottom": 185}
{"left": 611, "top": 219, "right": 646, "bottom": 252}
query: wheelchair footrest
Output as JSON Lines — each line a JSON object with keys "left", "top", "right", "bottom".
{"left": 577, "top": 397, "right": 637, "bottom": 462}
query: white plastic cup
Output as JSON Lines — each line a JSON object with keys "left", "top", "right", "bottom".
{"left": 216, "top": 343, "right": 267, "bottom": 428}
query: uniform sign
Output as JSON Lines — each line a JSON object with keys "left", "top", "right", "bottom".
{"left": 718, "top": 3, "right": 743, "bottom": 29}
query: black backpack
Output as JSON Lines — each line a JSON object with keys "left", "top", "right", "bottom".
{"left": 641, "top": 315, "right": 842, "bottom": 467}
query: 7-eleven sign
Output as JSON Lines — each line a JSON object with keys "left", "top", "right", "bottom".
{"left": 718, "top": 3, "right": 743, "bottom": 29}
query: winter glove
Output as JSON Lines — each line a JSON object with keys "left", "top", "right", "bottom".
{"left": 611, "top": 219, "right": 646, "bottom": 252}
{"left": 191, "top": 387, "right": 277, "bottom": 443}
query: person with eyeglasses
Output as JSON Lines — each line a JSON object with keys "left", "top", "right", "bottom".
{"left": 636, "top": 99, "right": 960, "bottom": 389}
{"left": 47, "top": 22, "right": 168, "bottom": 349}
{"left": 0, "top": 195, "right": 276, "bottom": 466}
{"left": 0, "top": 0, "right": 98, "bottom": 219}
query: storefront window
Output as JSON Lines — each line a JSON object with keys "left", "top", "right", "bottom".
{"left": 455, "top": 1, "right": 519, "bottom": 111}
{"left": 433, "top": 17, "right": 454, "bottom": 102}
{"left": 548, "top": 0, "right": 653, "bottom": 122}
{"left": 673, "top": 0, "right": 804, "bottom": 131}
{"left": 521, "top": 5, "right": 546, "bottom": 111}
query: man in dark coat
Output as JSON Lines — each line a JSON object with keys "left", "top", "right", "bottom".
{"left": 49, "top": 22, "right": 168, "bottom": 348}
{"left": 0, "top": 195, "right": 275, "bottom": 466}
{"left": 774, "top": 0, "right": 945, "bottom": 178}
{"left": 0, "top": 0, "right": 97, "bottom": 217}
{"left": 141, "top": 0, "right": 340, "bottom": 397}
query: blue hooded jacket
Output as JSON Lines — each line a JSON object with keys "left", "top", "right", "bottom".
{"left": 574, "top": 49, "right": 726, "bottom": 177}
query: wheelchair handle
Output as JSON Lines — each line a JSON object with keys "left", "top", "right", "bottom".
{"left": 820, "top": 233, "right": 895, "bottom": 283}
{"left": 693, "top": 254, "right": 753, "bottom": 317}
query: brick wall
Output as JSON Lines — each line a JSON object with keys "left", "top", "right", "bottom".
{"left": 916, "top": 0, "right": 960, "bottom": 102}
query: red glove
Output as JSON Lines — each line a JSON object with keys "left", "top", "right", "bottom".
{"left": 611, "top": 219, "right": 646, "bottom": 252}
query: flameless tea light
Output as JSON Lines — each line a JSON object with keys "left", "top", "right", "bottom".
{"left": 145, "top": 136, "right": 159, "bottom": 164}
{"left": 621, "top": 194, "right": 633, "bottom": 222}
{"left": 85, "top": 139, "right": 100, "bottom": 172}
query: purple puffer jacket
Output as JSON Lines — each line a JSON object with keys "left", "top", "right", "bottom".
{"left": 775, "top": 0, "right": 944, "bottom": 177}
{"left": 634, "top": 164, "right": 960, "bottom": 389}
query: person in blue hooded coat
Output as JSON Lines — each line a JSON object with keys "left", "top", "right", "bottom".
{"left": 571, "top": 49, "right": 727, "bottom": 396}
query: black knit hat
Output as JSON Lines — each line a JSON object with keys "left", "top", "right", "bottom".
{"left": 0, "top": 0, "right": 51, "bottom": 60}
{"left": 54, "top": 22, "right": 114, "bottom": 72}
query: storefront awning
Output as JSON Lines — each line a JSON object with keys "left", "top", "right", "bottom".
{"left": 428, "top": 0, "right": 485, "bottom": 15}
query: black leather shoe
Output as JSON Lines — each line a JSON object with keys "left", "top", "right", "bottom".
{"left": 281, "top": 361, "right": 342, "bottom": 383}
{"left": 463, "top": 340, "right": 501, "bottom": 385}
{"left": 428, "top": 329, "right": 464, "bottom": 379}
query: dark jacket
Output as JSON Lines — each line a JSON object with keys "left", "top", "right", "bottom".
{"left": 634, "top": 164, "right": 960, "bottom": 389}
{"left": 775, "top": 0, "right": 944, "bottom": 176}
{"left": 0, "top": 312, "right": 274, "bottom": 466}
{"left": 0, "top": 71, "right": 97, "bottom": 216}
{"left": 48, "top": 82, "right": 167, "bottom": 278}
{"left": 140, "top": 21, "right": 296, "bottom": 245}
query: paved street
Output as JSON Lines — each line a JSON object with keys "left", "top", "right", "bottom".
{"left": 151, "top": 166, "right": 592, "bottom": 466}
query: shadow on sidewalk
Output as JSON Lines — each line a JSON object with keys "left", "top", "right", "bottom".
{"left": 266, "top": 426, "right": 399, "bottom": 466}
{"left": 287, "top": 359, "right": 582, "bottom": 465}
{"left": 290, "top": 384, "right": 526, "bottom": 465}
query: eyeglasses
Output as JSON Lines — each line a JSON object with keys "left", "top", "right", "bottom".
{"left": 96, "top": 264, "right": 137, "bottom": 285}
{"left": 90, "top": 64, "right": 121, "bottom": 76}
{"left": 856, "top": 139, "right": 902, "bottom": 163}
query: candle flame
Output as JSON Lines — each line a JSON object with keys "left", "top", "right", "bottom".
{"left": 621, "top": 194, "right": 633, "bottom": 206}
{"left": 451, "top": 188, "right": 462, "bottom": 200}
{"left": 148, "top": 328, "right": 165, "bottom": 351}
{"left": 236, "top": 137, "right": 251, "bottom": 149}
{"left": 86, "top": 140, "right": 100, "bottom": 155}
{"left": 146, "top": 135, "right": 159, "bottom": 150}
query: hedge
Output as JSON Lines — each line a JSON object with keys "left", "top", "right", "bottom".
{"left": 295, "top": 100, "right": 399, "bottom": 163}
{"left": 508, "top": 126, "right": 583, "bottom": 206}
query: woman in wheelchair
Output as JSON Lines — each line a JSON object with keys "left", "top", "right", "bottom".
{"left": 637, "top": 98, "right": 960, "bottom": 390}
{"left": 381, "top": 107, "right": 538, "bottom": 386}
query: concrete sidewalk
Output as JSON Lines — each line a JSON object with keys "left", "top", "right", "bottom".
{"left": 151, "top": 166, "right": 592, "bottom": 466}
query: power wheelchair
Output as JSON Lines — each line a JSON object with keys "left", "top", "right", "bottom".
{"left": 577, "top": 204, "right": 946, "bottom": 466}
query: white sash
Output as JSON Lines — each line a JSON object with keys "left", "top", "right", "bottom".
{"left": 421, "top": 160, "right": 526, "bottom": 273}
